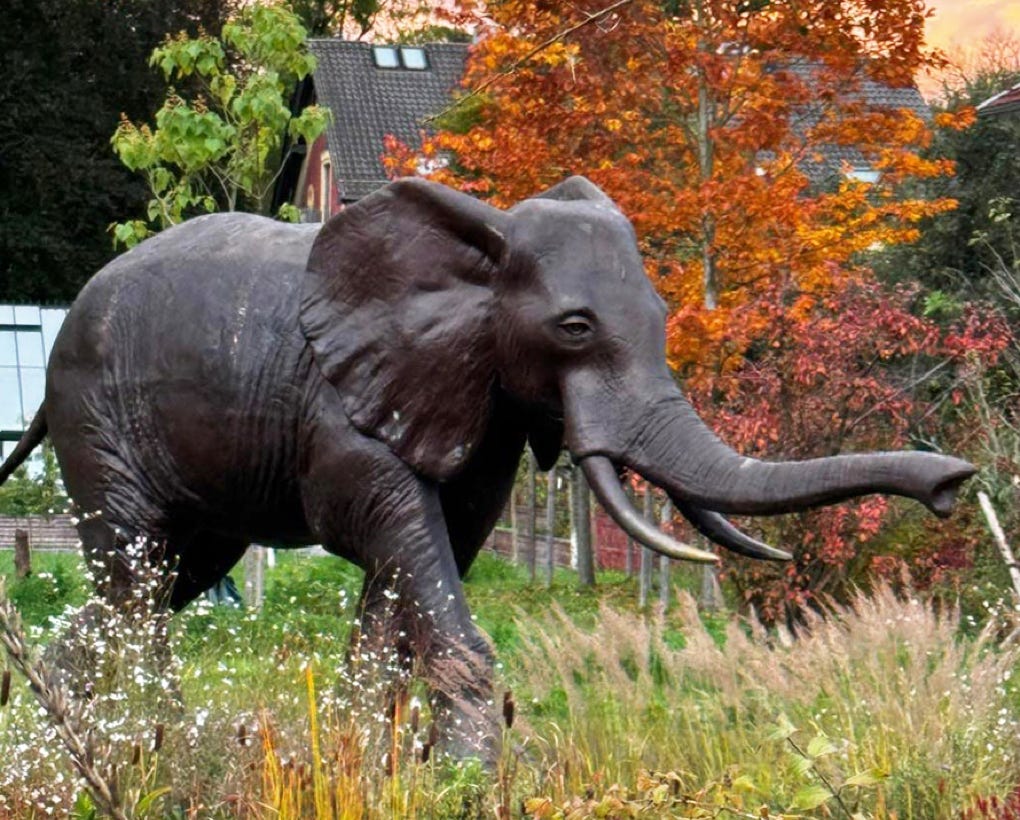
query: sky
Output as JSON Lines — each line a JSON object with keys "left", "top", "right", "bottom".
{"left": 919, "top": 0, "right": 1020, "bottom": 96}
{"left": 926, "top": 0, "right": 1020, "bottom": 51}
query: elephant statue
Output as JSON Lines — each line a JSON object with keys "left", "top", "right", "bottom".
{"left": 0, "top": 176, "right": 974, "bottom": 762}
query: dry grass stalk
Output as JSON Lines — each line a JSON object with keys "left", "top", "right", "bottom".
{"left": 513, "top": 582, "right": 1020, "bottom": 815}
{"left": 0, "top": 583, "right": 127, "bottom": 820}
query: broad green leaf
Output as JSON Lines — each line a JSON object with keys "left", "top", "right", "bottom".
{"left": 845, "top": 769, "right": 886, "bottom": 788}
{"left": 277, "top": 203, "right": 301, "bottom": 223}
{"left": 806, "top": 734, "right": 838, "bottom": 759}
{"left": 790, "top": 784, "right": 832, "bottom": 811}
{"left": 151, "top": 167, "right": 172, "bottom": 195}
{"left": 790, "top": 755, "right": 814, "bottom": 777}
{"left": 768, "top": 714, "right": 797, "bottom": 741}
{"left": 71, "top": 790, "right": 97, "bottom": 820}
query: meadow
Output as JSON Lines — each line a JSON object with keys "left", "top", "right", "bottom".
{"left": 1, "top": 548, "right": 1019, "bottom": 819}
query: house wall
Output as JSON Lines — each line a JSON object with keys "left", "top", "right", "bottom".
{"left": 299, "top": 134, "right": 342, "bottom": 221}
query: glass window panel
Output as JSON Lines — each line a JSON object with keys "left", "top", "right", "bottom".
{"left": 372, "top": 46, "right": 399, "bottom": 68}
{"left": 0, "top": 368, "right": 23, "bottom": 430}
{"left": 0, "top": 331, "right": 16, "bottom": 367}
{"left": 13, "top": 305, "right": 40, "bottom": 326}
{"left": 1, "top": 440, "right": 13, "bottom": 461}
{"left": 20, "top": 367, "right": 45, "bottom": 415}
{"left": 401, "top": 47, "right": 427, "bottom": 70}
{"left": 0, "top": 305, "right": 14, "bottom": 324}
{"left": 16, "top": 330, "right": 44, "bottom": 367}
{"left": 41, "top": 308, "right": 67, "bottom": 361}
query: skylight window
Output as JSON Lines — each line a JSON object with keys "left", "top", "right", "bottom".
{"left": 372, "top": 44, "right": 429, "bottom": 70}
{"left": 846, "top": 167, "right": 881, "bottom": 184}
{"left": 400, "top": 47, "right": 427, "bottom": 70}
{"left": 372, "top": 46, "right": 400, "bottom": 68}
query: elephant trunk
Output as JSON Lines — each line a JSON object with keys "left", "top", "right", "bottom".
{"left": 566, "top": 378, "right": 975, "bottom": 519}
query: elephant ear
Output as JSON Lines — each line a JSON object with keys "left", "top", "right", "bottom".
{"left": 301, "top": 178, "right": 510, "bottom": 481}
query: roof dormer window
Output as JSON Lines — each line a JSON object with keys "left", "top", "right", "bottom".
{"left": 400, "top": 47, "right": 427, "bottom": 70}
{"left": 372, "top": 46, "right": 400, "bottom": 68}
{"left": 372, "top": 45, "right": 429, "bottom": 71}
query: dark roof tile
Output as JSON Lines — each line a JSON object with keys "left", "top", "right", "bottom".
{"left": 308, "top": 40, "right": 469, "bottom": 200}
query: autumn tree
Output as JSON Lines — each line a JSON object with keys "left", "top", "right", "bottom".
{"left": 391, "top": 0, "right": 1010, "bottom": 621}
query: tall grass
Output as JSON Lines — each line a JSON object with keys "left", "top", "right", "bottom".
{"left": 513, "top": 587, "right": 1020, "bottom": 818}
{"left": 1, "top": 550, "right": 1018, "bottom": 818}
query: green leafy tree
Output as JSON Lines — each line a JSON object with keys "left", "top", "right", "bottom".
{"left": 289, "top": 0, "right": 384, "bottom": 36}
{"left": 0, "top": 444, "right": 67, "bottom": 516}
{"left": 873, "top": 29, "right": 1020, "bottom": 304}
{"left": 111, "top": 1, "right": 330, "bottom": 247}
{"left": 288, "top": 0, "right": 468, "bottom": 40}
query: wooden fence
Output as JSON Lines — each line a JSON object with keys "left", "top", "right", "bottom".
{"left": 0, "top": 514, "right": 78, "bottom": 551}
{"left": 0, "top": 461, "right": 720, "bottom": 610}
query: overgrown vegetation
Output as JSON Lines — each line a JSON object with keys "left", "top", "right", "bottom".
{"left": 2, "top": 550, "right": 1019, "bottom": 818}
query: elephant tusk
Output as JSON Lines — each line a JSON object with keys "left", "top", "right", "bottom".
{"left": 670, "top": 496, "right": 792, "bottom": 561}
{"left": 579, "top": 456, "right": 719, "bottom": 565}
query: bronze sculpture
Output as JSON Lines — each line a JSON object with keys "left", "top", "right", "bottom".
{"left": 0, "top": 177, "right": 974, "bottom": 760}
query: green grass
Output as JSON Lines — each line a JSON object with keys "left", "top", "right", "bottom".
{"left": 0, "top": 550, "right": 89, "bottom": 625}
{"left": 2, "top": 548, "right": 1020, "bottom": 819}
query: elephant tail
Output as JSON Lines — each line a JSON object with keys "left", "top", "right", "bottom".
{"left": 0, "top": 405, "right": 47, "bottom": 485}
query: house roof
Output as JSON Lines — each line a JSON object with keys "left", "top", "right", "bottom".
{"left": 307, "top": 40, "right": 469, "bottom": 200}
{"left": 977, "top": 81, "right": 1020, "bottom": 117}
{"left": 280, "top": 45, "right": 930, "bottom": 206}
{"left": 779, "top": 61, "right": 931, "bottom": 184}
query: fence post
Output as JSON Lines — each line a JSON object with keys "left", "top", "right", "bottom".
{"left": 545, "top": 466, "right": 557, "bottom": 587}
{"left": 527, "top": 452, "right": 537, "bottom": 583}
{"left": 699, "top": 562, "right": 722, "bottom": 611}
{"left": 639, "top": 485, "right": 653, "bottom": 607}
{"left": 244, "top": 546, "right": 265, "bottom": 608}
{"left": 658, "top": 500, "right": 672, "bottom": 610}
{"left": 14, "top": 529, "right": 31, "bottom": 579}
{"left": 510, "top": 483, "right": 519, "bottom": 563}
{"left": 624, "top": 484, "right": 635, "bottom": 576}
{"left": 573, "top": 466, "right": 595, "bottom": 587}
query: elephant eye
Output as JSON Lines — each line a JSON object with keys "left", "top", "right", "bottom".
{"left": 557, "top": 314, "right": 594, "bottom": 339}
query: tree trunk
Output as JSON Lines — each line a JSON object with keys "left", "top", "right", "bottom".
{"left": 979, "top": 491, "right": 1020, "bottom": 603}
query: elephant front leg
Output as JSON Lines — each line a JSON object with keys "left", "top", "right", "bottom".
{"left": 308, "top": 460, "right": 500, "bottom": 765}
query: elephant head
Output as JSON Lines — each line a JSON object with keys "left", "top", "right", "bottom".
{"left": 301, "top": 176, "right": 974, "bottom": 563}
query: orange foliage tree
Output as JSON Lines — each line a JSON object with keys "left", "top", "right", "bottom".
{"left": 388, "top": 0, "right": 1009, "bottom": 622}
